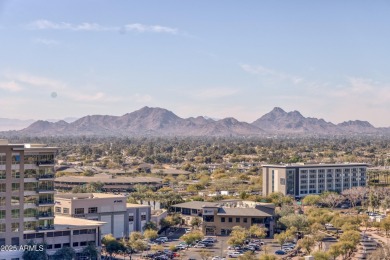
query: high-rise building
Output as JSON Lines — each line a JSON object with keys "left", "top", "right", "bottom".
{"left": 0, "top": 140, "right": 104, "bottom": 260}
{"left": 262, "top": 163, "right": 368, "bottom": 197}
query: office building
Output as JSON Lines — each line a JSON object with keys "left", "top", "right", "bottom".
{"left": 262, "top": 163, "right": 368, "bottom": 197}
{"left": 171, "top": 200, "right": 275, "bottom": 237}
{"left": 55, "top": 193, "right": 151, "bottom": 239}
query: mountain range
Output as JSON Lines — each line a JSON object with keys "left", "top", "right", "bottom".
{"left": 1, "top": 106, "right": 389, "bottom": 137}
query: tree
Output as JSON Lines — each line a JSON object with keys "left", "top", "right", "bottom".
{"left": 320, "top": 192, "right": 343, "bottom": 209}
{"left": 339, "top": 230, "right": 360, "bottom": 247}
{"left": 144, "top": 229, "right": 158, "bottom": 241}
{"left": 238, "top": 251, "right": 257, "bottom": 260}
{"left": 52, "top": 247, "right": 76, "bottom": 260}
{"left": 199, "top": 249, "right": 212, "bottom": 260}
{"left": 81, "top": 243, "right": 99, "bottom": 260}
{"left": 302, "top": 195, "right": 321, "bottom": 206}
{"left": 249, "top": 225, "right": 267, "bottom": 239}
{"left": 124, "top": 232, "right": 148, "bottom": 260}
{"left": 298, "top": 236, "right": 315, "bottom": 255}
{"left": 258, "top": 254, "right": 277, "bottom": 260}
{"left": 190, "top": 217, "right": 202, "bottom": 229}
{"left": 381, "top": 215, "right": 390, "bottom": 237}
{"left": 102, "top": 234, "right": 126, "bottom": 259}
{"left": 328, "top": 243, "right": 342, "bottom": 260}
{"left": 180, "top": 230, "right": 204, "bottom": 245}
{"left": 274, "top": 229, "right": 294, "bottom": 249}
{"left": 227, "top": 226, "right": 248, "bottom": 246}
{"left": 22, "top": 241, "right": 47, "bottom": 260}
{"left": 143, "top": 221, "right": 158, "bottom": 231}
{"left": 279, "top": 214, "right": 309, "bottom": 232}
{"left": 312, "top": 251, "right": 331, "bottom": 260}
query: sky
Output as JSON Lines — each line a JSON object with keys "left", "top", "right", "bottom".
{"left": 0, "top": 1, "right": 390, "bottom": 127}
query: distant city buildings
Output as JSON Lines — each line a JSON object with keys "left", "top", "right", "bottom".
{"left": 262, "top": 163, "right": 368, "bottom": 197}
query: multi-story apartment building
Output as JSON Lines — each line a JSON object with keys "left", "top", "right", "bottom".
{"left": 0, "top": 140, "right": 104, "bottom": 260}
{"left": 262, "top": 163, "right": 368, "bottom": 197}
{"left": 55, "top": 193, "right": 151, "bottom": 239}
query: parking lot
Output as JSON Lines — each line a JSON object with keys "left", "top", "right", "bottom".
{"left": 143, "top": 227, "right": 286, "bottom": 260}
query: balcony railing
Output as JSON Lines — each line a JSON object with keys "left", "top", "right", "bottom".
{"left": 36, "top": 174, "right": 55, "bottom": 180}
{"left": 36, "top": 225, "right": 54, "bottom": 231}
{"left": 37, "top": 187, "right": 55, "bottom": 193}
{"left": 37, "top": 200, "right": 55, "bottom": 206}
{"left": 36, "top": 160, "right": 55, "bottom": 166}
{"left": 37, "top": 212, "right": 54, "bottom": 218}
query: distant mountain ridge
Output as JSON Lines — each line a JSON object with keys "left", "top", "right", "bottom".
{"left": 1, "top": 106, "right": 388, "bottom": 137}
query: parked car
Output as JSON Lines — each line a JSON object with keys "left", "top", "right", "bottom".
{"left": 275, "top": 250, "right": 286, "bottom": 255}
{"left": 227, "top": 252, "right": 243, "bottom": 258}
{"left": 194, "top": 243, "right": 207, "bottom": 248}
{"left": 212, "top": 257, "right": 226, "bottom": 260}
{"left": 175, "top": 245, "right": 187, "bottom": 250}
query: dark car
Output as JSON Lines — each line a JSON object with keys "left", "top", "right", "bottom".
{"left": 275, "top": 250, "right": 286, "bottom": 255}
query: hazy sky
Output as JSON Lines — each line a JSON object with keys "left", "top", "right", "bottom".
{"left": 1, "top": 1, "right": 390, "bottom": 126}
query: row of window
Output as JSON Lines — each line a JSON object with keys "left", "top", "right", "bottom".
{"left": 221, "top": 217, "right": 248, "bottom": 223}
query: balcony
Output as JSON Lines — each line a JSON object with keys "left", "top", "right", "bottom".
{"left": 37, "top": 187, "right": 55, "bottom": 194}
{"left": 36, "top": 225, "right": 55, "bottom": 231}
{"left": 36, "top": 160, "right": 55, "bottom": 167}
{"left": 37, "top": 212, "right": 54, "bottom": 219}
{"left": 37, "top": 200, "right": 55, "bottom": 206}
{"left": 36, "top": 174, "right": 55, "bottom": 180}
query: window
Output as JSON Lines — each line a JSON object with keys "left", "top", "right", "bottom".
{"left": 24, "top": 222, "right": 37, "bottom": 231}
{"left": 0, "top": 184, "right": 5, "bottom": 192}
{"left": 80, "top": 241, "right": 87, "bottom": 246}
{"left": 88, "top": 207, "right": 98, "bottom": 214}
{"left": 11, "top": 209, "right": 19, "bottom": 218}
{"left": 55, "top": 207, "right": 61, "bottom": 213}
{"left": 63, "top": 208, "right": 69, "bottom": 214}
{"left": 46, "top": 244, "right": 53, "bottom": 249}
{"left": 280, "top": 178, "right": 285, "bottom": 185}
{"left": 129, "top": 216, "right": 134, "bottom": 222}
{"left": 12, "top": 155, "right": 20, "bottom": 165}
{"left": 0, "top": 154, "right": 6, "bottom": 165}
{"left": 75, "top": 208, "right": 84, "bottom": 214}
{"left": 0, "top": 171, "right": 5, "bottom": 179}
{"left": 73, "top": 242, "right": 79, "bottom": 247}
{"left": 12, "top": 183, "right": 20, "bottom": 191}
{"left": 54, "top": 244, "right": 61, "bottom": 249}
{"left": 236, "top": 218, "right": 240, "bottom": 223}
{"left": 221, "top": 217, "right": 225, "bottom": 222}
{"left": 243, "top": 218, "right": 247, "bottom": 223}
{"left": 0, "top": 238, "right": 5, "bottom": 245}
{"left": 228, "top": 218, "right": 232, "bottom": 223}
{"left": 0, "top": 210, "right": 5, "bottom": 219}
{"left": 141, "top": 214, "right": 146, "bottom": 221}
{"left": 11, "top": 171, "right": 20, "bottom": 179}
{"left": 11, "top": 223, "right": 19, "bottom": 232}
{"left": 0, "top": 224, "right": 5, "bottom": 232}
{"left": 0, "top": 197, "right": 5, "bottom": 206}
{"left": 63, "top": 243, "right": 70, "bottom": 248}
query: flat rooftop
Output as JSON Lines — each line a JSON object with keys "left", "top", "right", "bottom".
{"left": 127, "top": 203, "right": 151, "bottom": 209}
{"left": 56, "top": 193, "right": 125, "bottom": 199}
{"left": 54, "top": 215, "right": 106, "bottom": 229}
{"left": 262, "top": 163, "right": 368, "bottom": 168}
{"left": 55, "top": 175, "right": 163, "bottom": 184}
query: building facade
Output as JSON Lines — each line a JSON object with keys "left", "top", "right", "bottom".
{"left": 54, "top": 193, "right": 151, "bottom": 239}
{"left": 171, "top": 200, "right": 275, "bottom": 237}
{"left": 262, "top": 163, "right": 368, "bottom": 197}
{"left": 0, "top": 140, "right": 104, "bottom": 260}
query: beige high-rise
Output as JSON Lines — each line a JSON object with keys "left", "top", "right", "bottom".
{"left": 0, "top": 139, "right": 57, "bottom": 247}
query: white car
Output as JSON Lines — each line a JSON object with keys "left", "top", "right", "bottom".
{"left": 227, "top": 252, "right": 243, "bottom": 258}
{"left": 175, "top": 245, "right": 187, "bottom": 250}
{"left": 212, "top": 257, "right": 226, "bottom": 260}
{"left": 194, "top": 243, "right": 206, "bottom": 248}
